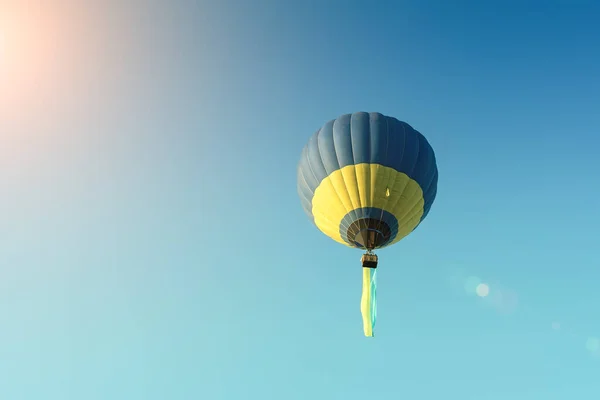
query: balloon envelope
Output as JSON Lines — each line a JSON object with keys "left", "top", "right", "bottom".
{"left": 297, "top": 112, "right": 438, "bottom": 250}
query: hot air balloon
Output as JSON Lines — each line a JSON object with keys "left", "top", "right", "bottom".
{"left": 297, "top": 112, "right": 438, "bottom": 337}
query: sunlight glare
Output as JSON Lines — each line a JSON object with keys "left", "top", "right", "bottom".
{"left": 0, "top": 30, "right": 4, "bottom": 61}
{"left": 476, "top": 283, "right": 490, "bottom": 297}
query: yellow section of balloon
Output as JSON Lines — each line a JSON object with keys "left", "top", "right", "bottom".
{"left": 311, "top": 163, "right": 425, "bottom": 246}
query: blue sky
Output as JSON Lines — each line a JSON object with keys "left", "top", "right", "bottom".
{"left": 1, "top": 1, "right": 600, "bottom": 399}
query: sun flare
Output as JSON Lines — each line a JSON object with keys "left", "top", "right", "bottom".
{"left": 0, "top": 30, "right": 4, "bottom": 60}
{"left": 0, "top": 3, "right": 70, "bottom": 119}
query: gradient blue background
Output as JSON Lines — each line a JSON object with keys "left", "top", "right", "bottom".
{"left": 2, "top": 1, "right": 600, "bottom": 399}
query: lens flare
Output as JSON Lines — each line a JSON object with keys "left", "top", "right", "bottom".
{"left": 464, "top": 276, "right": 481, "bottom": 295}
{"left": 586, "top": 337, "right": 599, "bottom": 353}
{"left": 476, "top": 283, "right": 490, "bottom": 297}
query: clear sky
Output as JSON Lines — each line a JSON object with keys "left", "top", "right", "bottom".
{"left": 1, "top": 1, "right": 600, "bottom": 399}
